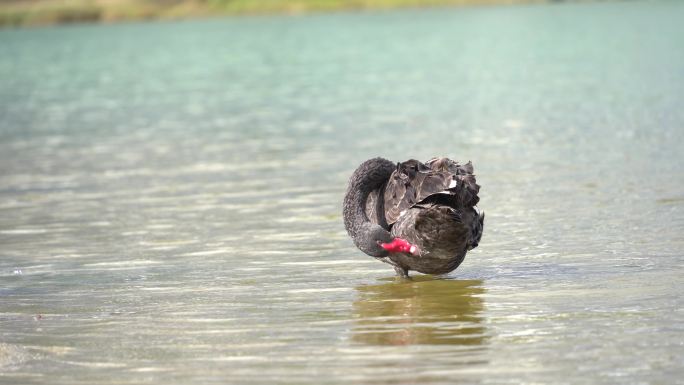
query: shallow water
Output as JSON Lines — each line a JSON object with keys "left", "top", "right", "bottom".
{"left": 1, "top": 1, "right": 683, "bottom": 383}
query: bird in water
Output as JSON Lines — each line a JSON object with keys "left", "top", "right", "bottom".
{"left": 343, "top": 157, "right": 484, "bottom": 278}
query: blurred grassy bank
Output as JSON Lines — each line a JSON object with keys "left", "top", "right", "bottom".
{"left": 1, "top": 0, "right": 548, "bottom": 27}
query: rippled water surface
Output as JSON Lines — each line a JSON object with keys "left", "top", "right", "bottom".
{"left": 1, "top": 1, "right": 683, "bottom": 383}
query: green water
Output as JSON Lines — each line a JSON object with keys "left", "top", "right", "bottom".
{"left": 1, "top": 1, "right": 683, "bottom": 383}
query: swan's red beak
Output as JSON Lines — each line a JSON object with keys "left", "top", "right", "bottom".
{"left": 380, "top": 238, "right": 420, "bottom": 256}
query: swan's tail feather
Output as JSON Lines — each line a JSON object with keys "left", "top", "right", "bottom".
{"left": 469, "top": 209, "right": 484, "bottom": 250}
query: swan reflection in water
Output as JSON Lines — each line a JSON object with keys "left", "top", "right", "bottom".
{"left": 352, "top": 277, "right": 487, "bottom": 346}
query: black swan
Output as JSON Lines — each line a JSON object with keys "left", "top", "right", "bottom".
{"left": 343, "top": 157, "right": 484, "bottom": 278}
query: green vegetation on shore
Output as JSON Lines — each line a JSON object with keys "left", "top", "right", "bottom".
{"left": 0, "top": 0, "right": 546, "bottom": 27}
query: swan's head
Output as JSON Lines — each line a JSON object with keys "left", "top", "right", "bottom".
{"left": 379, "top": 238, "right": 421, "bottom": 256}
{"left": 355, "top": 225, "right": 420, "bottom": 258}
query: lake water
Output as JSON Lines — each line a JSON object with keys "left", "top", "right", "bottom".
{"left": 1, "top": 1, "right": 683, "bottom": 383}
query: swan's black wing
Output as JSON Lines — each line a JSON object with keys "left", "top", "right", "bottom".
{"left": 383, "top": 158, "right": 481, "bottom": 225}
{"left": 388, "top": 204, "right": 469, "bottom": 274}
{"left": 425, "top": 157, "right": 480, "bottom": 208}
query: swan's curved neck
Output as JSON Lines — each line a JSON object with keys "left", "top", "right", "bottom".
{"left": 343, "top": 157, "right": 395, "bottom": 257}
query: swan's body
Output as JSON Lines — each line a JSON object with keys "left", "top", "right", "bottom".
{"left": 343, "top": 157, "right": 484, "bottom": 277}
